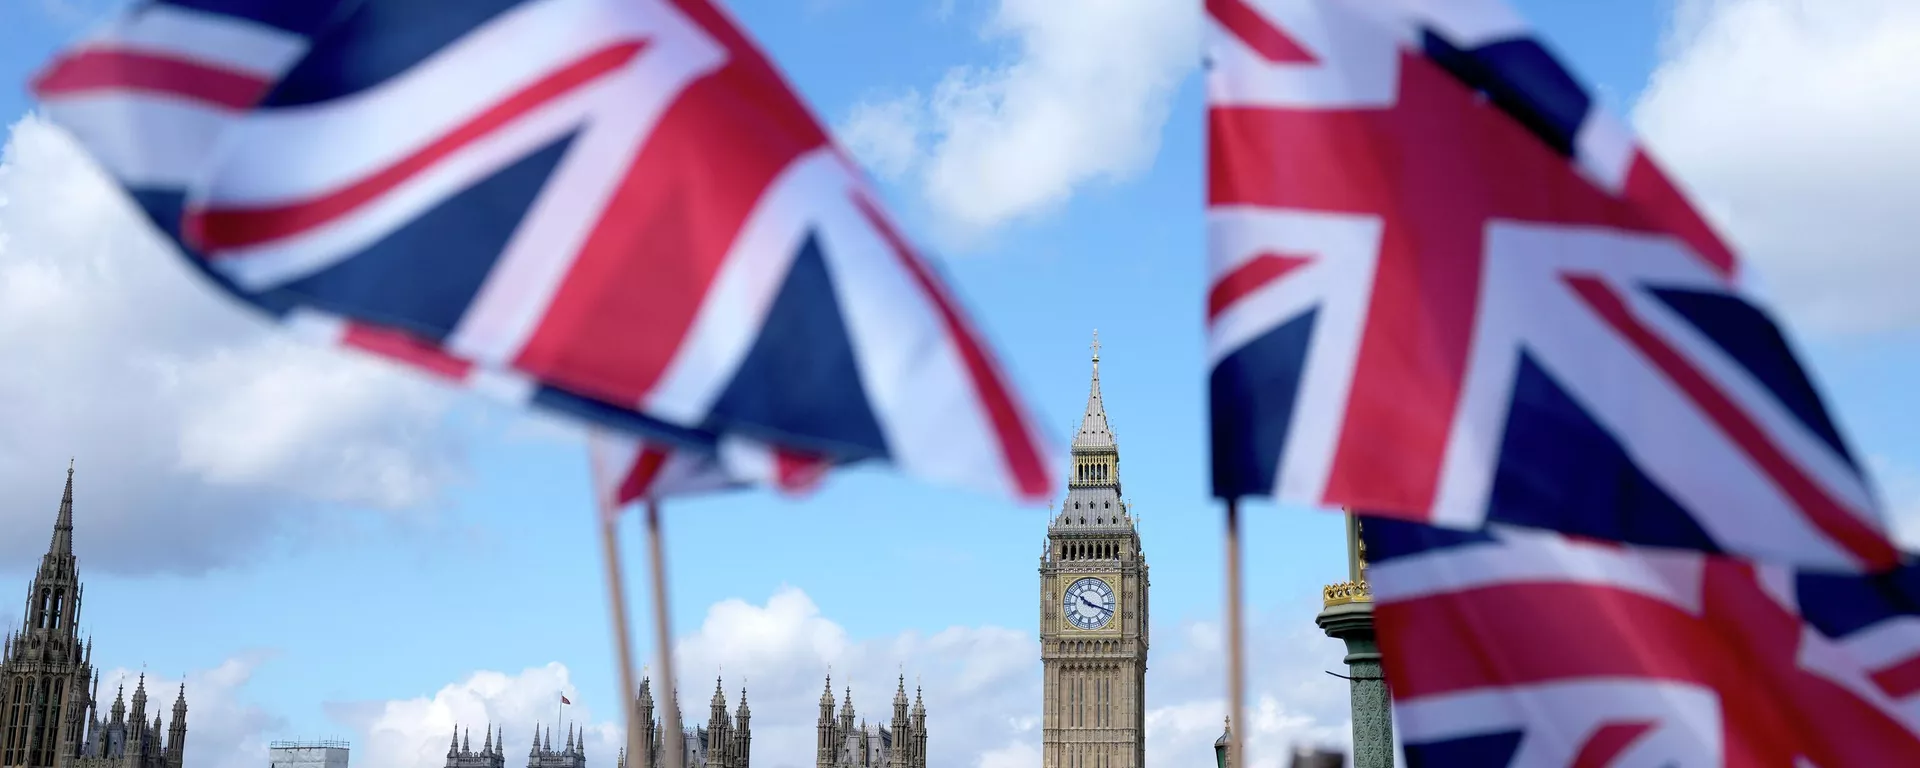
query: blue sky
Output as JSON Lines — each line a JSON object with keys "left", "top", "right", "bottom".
{"left": 3, "top": 1, "right": 1918, "bottom": 766}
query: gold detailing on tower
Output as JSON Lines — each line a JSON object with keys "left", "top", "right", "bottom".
{"left": 1322, "top": 580, "right": 1373, "bottom": 607}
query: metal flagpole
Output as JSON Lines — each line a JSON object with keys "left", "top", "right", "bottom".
{"left": 646, "top": 499, "right": 688, "bottom": 768}
{"left": 1224, "top": 498, "right": 1248, "bottom": 768}
{"left": 593, "top": 457, "right": 650, "bottom": 768}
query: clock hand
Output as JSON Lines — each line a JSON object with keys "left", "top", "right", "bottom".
{"left": 1079, "top": 595, "right": 1105, "bottom": 612}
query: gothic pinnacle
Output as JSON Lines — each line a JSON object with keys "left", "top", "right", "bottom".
{"left": 1071, "top": 330, "right": 1116, "bottom": 452}
{"left": 49, "top": 459, "right": 76, "bottom": 557}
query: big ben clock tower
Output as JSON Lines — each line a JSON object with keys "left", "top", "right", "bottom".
{"left": 1040, "top": 333, "right": 1148, "bottom": 768}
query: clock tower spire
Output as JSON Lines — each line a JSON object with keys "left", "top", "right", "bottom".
{"left": 1039, "top": 332, "right": 1148, "bottom": 768}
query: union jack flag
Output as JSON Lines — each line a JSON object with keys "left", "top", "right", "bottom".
{"left": 32, "top": 0, "right": 1053, "bottom": 504}
{"left": 1204, "top": 0, "right": 1894, "bottom": 570}
{"left": 587, "top": 429, "right": 828, "bottom": 516}
{"left": 1366, "top": 518, "right": 1920, "bottom": 765}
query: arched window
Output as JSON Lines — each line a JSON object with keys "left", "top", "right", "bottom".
{"left": 48, "top": 590, "right": 62, "bottom": 630}
{"left": 33, "top": 590, "right": 48, "bottom": 629}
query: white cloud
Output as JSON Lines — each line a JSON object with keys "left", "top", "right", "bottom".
{"left": 840, "top": 92, "right": 929, "bottom": 182}
{"left": 1633, "top": 0, "right": 1920, "bottom": 335}
{"left": 837, "top": 0, "right": 1200, "bottom": 235}
{"left": 0, "top": 115, "right": 472, "bottom": 574}
{"left": 92, "top": 653, "right": 286, "bottom": 768}
{"left": 327, "top": 587, "right": 1352, "bottom": 768}
{"left": 325, "top": 663, "right": 624, "bottom": 766}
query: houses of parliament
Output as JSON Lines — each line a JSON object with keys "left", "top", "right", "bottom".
{"left": 4, "top": 337, "right": 1152, "bottom": 768}
{"left": 0, "top": 464, "right": 189, "bottom": 768}
{"left": 500, "top": 338, "right": 1146, "bottom": 768}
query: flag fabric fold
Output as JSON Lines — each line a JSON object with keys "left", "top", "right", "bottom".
{"left": 1365, "top": 517, "right": 1920, "bottom": 765}
{"left": 1203, "top": 0, "right": 1893, "bottom": 570}
{"left": 31, "top": 0, "right": 1055, "bottom": 506}
{"left": 587, "top": 429, "right": 828, "bottom": 515}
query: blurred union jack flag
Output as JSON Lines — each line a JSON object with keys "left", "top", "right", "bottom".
{"left": 1367, "top": 518, "right": 1920, "bottom": 765}
{"left": 1204, "top": 0, "right": 1894, "bottom": 570}
{"left": 32, "top": 0, "right": 1053, "bottom": 504}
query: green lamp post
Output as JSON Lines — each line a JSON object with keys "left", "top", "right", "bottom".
{"left": 1215, "top": 717, "right": 1232, "bottom": 768}
{"left": 1316, "top": 512, "right": 1395, "bottom": 767}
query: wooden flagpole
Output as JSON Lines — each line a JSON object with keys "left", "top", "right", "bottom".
{"left": 646, "top": 499, "right": 688, "bottom": 768}
{"left": 1224, "top": 498, "right": 1248, "bottom": 768}
{"left": 597, "top": 503, "right": 648, "bottom": 766}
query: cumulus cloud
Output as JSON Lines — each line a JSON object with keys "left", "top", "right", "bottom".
{"left": 1633, "top": 0, "right": 1920, "bottom": 335}
{"left": 330, "top": 587, "right": 1350, "bottom": 768}
{"left": 0, "top": 115, "right": 471, "bottom": 574}
{"left": 91, "top": 653, "right": 286, "bottom": 768}
{"left": 837, "top": 0, "right": 1200, "bottom": 235}
{"left": 325, "top": 662, "right": 625, "bottom": 766}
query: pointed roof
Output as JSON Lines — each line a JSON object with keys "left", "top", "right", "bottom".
{"left": 49, "top": 459, "right": 75, "bottom": 558}
{"left": 1072, "top": 331, "right": 1115, "bottom": 452}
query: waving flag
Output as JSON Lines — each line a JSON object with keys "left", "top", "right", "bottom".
{"left": 587, "top": 429, "right": 828, "bottom": 514}
{"left": 1204, "top": 0, "right": 1891, "bottom": 570}
{"left": 32, "top": 0, "right": 1053, "bottom": 504}
{"left": 1365, "top": 518, "right": 1920, "bottom": 765}
{"left": 1796, "top": 559, "right": 1920, "bottom": 707}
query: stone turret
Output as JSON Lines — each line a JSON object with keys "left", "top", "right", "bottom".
{"left": 166, "top": 684, "right": 188, "bottom": 768}
{"left": 619, "top": 676, "right": 750, "bottom": 768}
{"left": 817, "top": 676, "right": 838, "bottom": 768}
{"left": 816, "top": 675, "right": 928, "bottom": 768}
{"left": 441, "top": 721, "right": 505, "bottom": 768}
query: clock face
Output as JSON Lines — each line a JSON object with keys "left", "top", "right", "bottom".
{"left": 1063, "top": 577, "right": 1116, "bottom": 630}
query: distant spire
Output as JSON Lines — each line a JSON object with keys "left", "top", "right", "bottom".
{"left": 463, "top": 726, "right": 470, "bottom": 754}
{"left": 49, "top": 459, "right": 76, "bottom": 557}
{"left": 483, "top": 722, "right": 493, "bottom": 753}
{"left": 1071, "top": 330, "right": 1116, "bottom": 451}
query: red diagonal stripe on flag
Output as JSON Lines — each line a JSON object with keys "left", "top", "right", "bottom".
{"left": 1564, "top": 275, "right": 1898, "bottom": 570}
{"left": 853, "top": 192, "right": 1051, "bottom": 501}
{"left": 341, "top": 323, "right": 475, "bottom": 381}
{"left": 1209, "top": 252, "right": 1311, "bottom": 323}
{"left": 1206, "top": 0, "right": 1318, "bottom": 63}
{"left": 32, "top": 48, "right": 271, "bottom": 109}
{"left": 185, "top": 41, "right": 649, "bottom": 252}
{"left": 1570, "top": 721, "right": 1656, "bottom": 768}
{"left": 1869, "top": 653, "right": 1920, "bottom": 700}
{"left": 615, "top": 445, "right": 675, "bottom": 507}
